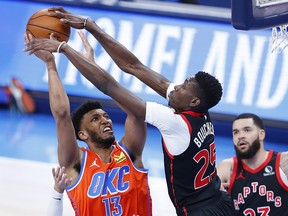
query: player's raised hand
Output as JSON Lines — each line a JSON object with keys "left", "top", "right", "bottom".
{"left": 24, "top": 33, "right": 55, "bottom": 63}
{"left": 52, "top": 166, "right": 72, "bottom": 193}
{"left": 49, "top": 6, "right": 88, "bottom": 30}
{"left": 77, "top": 30, "right": 95, "bottom": 63}
{"left": 24, "top": 33, "right": 64, "bottom": 55}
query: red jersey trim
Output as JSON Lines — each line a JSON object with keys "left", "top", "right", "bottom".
{"left": 162, "top": 111, "right": 199, "bottom": 158}
{"left": 275, "top": 152, "right": 288, "bottom": 191}
{"left": 242, "top": 150, "right": 273, "bottom": 174}
{"left": 181, "top": 110, "right": 204, "bottom": 117}
{"left": 162, "top": 138, "right": 174, "bottom": 159}
{"left": 179, "top": 113, "right": 192, "bottom": 134}
{"left": 169, "top": 157, "right": 179, "bottom": 208}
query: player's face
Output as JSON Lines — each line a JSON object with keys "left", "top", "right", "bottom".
{"left": 232, "top": 118, "right": 262, "bottom": 159}
{"left": 168, "top": 77, "right": 198, "bottom": 112}
{"left": 81, "top": 109, "right": 115, "bottom": 148}
{"left": 234, "top": 137, "right": 260, "bottom": 159}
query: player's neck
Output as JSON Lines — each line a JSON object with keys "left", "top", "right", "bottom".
{"left": 91, "top": 145, "right": 114, "bottom": 164}
{"left": 243, "top": 149, "right": 269, "bottom": 169}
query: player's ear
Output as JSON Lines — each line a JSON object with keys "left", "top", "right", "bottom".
{"left": 259, "top": 129, "right": 265, "bottom": 142}
{"left": 78, "top": 130, "right": 88, "bottom": 141}
{"left": 189, "top": 97, "right": 200, "bottom": 107}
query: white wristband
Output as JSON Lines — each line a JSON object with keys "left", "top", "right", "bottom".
{"left": 57, "top": 41, "right": 66, "bottom": 53}
{"left": 52, "top": 188, "right": 63, "bottom": 200}
{"left": 48, "top": 189, "right": 64, "bottom": 216}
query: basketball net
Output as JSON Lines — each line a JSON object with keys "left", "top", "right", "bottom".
{"left": 269, "top": 24, "right": 288, "bottom": 53}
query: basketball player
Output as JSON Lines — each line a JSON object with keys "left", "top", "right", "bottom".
{"left": 25, "top": 7, "right": 234, "bottom": 215}
{"left": 217, "top": 113, "right": 288, "bottom": 215}
{"left": 24, "top": 33, "right": 152, "bottom": 216}
{"left": 0, "top": 78, "right": 35, "bottom": 113}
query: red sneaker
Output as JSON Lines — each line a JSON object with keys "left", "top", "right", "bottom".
{"left": 8, "top": 78, "right": 35, "bottom": 113}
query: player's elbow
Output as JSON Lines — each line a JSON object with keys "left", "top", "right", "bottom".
{"left": 120, "top": 61, "right": 142, "bottom": 75}
{"left": 52, "top": 106, "right": 70, "bottom": 120}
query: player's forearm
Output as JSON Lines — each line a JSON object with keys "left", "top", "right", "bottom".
{"left": 86, "top": 19, "right": 140, "bottom": 73}
{"left": 61, "top": 43, "right": 114, "bottom": 95}
{"left": 86, "top": 19, "right": 170, "bottom": 98}
{"left": 47, "top": 63, "right": 70, "bottom": 120}
{"left": 61, "top": 42, "right": 147, "bottom": 118}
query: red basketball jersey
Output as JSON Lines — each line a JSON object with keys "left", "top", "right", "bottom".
{"left": 66, "top": 142, "right": 152, "bottom": 216}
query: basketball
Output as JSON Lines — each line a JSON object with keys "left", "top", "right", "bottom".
{"left": 26, "top": 8, "right": 70, "bottom": 42}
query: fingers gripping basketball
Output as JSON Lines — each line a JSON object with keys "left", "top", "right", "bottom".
{"left": 26, "top": 8, "right": 71, "bottom": 42}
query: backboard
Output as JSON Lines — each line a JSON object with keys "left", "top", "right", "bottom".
{"left": 232, "top": 0, "right": 288, "bottom": 30}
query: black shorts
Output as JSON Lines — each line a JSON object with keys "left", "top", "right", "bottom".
{"left": 176, "top": 191, "right": 234, "bottom": 216}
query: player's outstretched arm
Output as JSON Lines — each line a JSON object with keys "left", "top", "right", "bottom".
{"left": 86, "top": 19, "right": 171, "bottom": 99}
{"left": 24, "top": 34, "right": 80, "bottom": 172}
{"left": 48, "top": 6, "right": 171, "bottom": 99}
{"left": 77, "top": 31, "right": 147, "bottom": 167}
{"left": 25, "top": 34, "right": 147, "bottom": 168}
{"left": 61, "top": 38, "right": 147, "bottom": 168}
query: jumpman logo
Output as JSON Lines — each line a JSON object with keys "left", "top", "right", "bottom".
{"left": 236, "top": 170, "right": 245, "bottom": 180}
{"left": 90, "top": 158, "right": 100, "bottom": 168}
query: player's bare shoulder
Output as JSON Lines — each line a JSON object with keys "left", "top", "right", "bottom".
{"left": 280, "top": 151, "right": 288, "bottom": 176}
{"left": 217, "top": 157, "right": 234, "bottom": 182}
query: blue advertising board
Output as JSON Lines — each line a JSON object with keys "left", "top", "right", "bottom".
{"left": 1, "top": 0, "right": 288, "bottom": 123}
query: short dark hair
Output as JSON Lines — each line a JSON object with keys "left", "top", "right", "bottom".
{"left": 71, "top": 101, "right": 103, "bottom": 140}
{"left": 233, "top": 113, "right": 265, "bottom": 130}
{"left": 194, "top": 71, "right": 223, "bottom": 111}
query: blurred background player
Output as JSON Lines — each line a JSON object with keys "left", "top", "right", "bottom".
{"left": 217, "top": 113, "right": 288, "bottom": 215}
{"left": 0, "top": 78, "right": 35, "bottom": 113}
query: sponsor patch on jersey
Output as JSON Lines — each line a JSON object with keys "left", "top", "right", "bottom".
{"left": 113, "top": 151, "right": 126, "bottom": 163}
{"left": 263, "top": 165, "right": 275, "bottom": 176}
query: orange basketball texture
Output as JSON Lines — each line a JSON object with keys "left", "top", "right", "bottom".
{"left": 26, "top": 9, "right": 70, "bottom": 42}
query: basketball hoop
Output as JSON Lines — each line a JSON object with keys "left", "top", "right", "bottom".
{"left": 231, "top": 0, "right": 288, "bottom": 52}
{"left": 269, "top": 24, "right": 288, "bottom": 53}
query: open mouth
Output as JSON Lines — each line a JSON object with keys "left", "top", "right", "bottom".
{"left": 238, "top": 141, "right": 248, "bottom": 149}
{"left": 103, "top": 126, "right": 113, "bottom": 133}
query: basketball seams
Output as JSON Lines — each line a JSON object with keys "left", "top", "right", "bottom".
{"left": 26, "top": 29, "right": 36, "bottom": 38}
{"left": 26, "top": 8, "right": 70, "bottom": 42}
{"left": 26, "top": 24, "right": 70, "bottom": 37}
{"left": 29, "top": 14, "right": 55, "bottom": 21}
